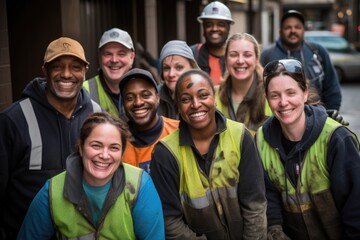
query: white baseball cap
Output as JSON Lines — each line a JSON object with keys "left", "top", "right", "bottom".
{"left": 98, "top": 28, "right": 134, "bottom": 51}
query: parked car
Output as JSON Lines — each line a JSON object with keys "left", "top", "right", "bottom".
{"left": 305, "top": 31, "right": 360, "bottom": 82}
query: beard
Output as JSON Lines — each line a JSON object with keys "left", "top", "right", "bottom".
{"left": 281, "top": 34, "right": 303, "bottom": 50}
{"left": 283, "top": 40, "right": 300, "bottom": 50}
{"left": 205, "top": 40, "right": 226, "bottom": 48}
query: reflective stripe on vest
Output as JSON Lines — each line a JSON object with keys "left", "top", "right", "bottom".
{"left": 160, "top": 119, "right": 245, "bottom": 239}
{"left": 90, "top": 99, "right": 102, "bottom": 112}
{"left": 88, "top": 77, "right": 99, "bottom": 103}
{"left": 180, "top": 185, "right": 238, "bottom": 209}
{"left": 257, "top": 118, "right": 341, "bottom": 202}
{"left": 50, "top": 163, "right": 141, "bottom": 239}
{"left": 19, "top": 98, "right": 42, "bottom": 170}
{"left": 19, "top": 97, "right": 99, "bottom": 171}
{"left": 256, "top": 117, "right": 355, "bottom": 240}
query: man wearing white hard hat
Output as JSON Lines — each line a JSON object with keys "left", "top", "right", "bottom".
{"left": 84, "top": 28, "right": 135, "bottom": 117}
{"left": 190, "top": 1, "right": 234, "bottom": 85}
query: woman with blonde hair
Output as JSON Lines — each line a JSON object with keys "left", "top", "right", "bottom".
{"left": 216, "top": 32, "right": 272, "bottom": 135}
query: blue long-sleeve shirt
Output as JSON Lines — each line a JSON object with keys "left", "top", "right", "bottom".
{"left": 17, "top": 171, "right": 164, "bottom": 240}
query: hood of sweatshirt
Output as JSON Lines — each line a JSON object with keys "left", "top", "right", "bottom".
{"left": 262, "top": 104, "right": 328, "bottom": 157}
{"left": 21, "top": 77, "right": 93, "bottom": 114}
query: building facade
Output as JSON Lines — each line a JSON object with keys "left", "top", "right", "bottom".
{"left": 1, "top": 0, "right": 357, "bottom": 111}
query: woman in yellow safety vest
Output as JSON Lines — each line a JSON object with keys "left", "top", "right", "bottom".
{"left": 257, "top": 59, "right": 360, "bottom": 239}
{"left": 18, "top": 112, "right": 164, "bottom": 239}
{"left": 151, "top": 69, "right": 267, "bottom": 240}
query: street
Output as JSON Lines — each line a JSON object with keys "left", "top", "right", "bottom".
{"left": 339, "top": 83, "right": 360, "bottom": 138}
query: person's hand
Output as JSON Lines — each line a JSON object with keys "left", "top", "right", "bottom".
{"left": 326, "top": 109, "right": 349, "bottom": 126}
{"left": 267, "top": 225, "right": 290, "bottom": 240}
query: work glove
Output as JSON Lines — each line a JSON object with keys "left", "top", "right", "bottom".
{"left": 267, "top": 225, "right": 290, "bottom": 240}
{"left": 326, "top": 109, "right": 349, "bottom": 126}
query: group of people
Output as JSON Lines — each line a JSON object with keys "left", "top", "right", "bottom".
{"left": 1, "top": 1, "right": 359, "bottom": 239}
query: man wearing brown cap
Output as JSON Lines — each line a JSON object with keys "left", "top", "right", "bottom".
{"left": 260, "top": 10, "right": 342, "bottom": 111}
{"left": 84, "top": 28, "right": 135, "bottom": 117}
{"left": 0, "top": 37, "right": 101, "bottom": 238}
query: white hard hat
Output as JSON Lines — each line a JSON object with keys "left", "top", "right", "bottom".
{"left": 197, "top": 1, "right": 234, "bottom": 24}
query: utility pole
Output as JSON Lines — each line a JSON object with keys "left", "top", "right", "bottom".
{"left": 247, "top": 0, "right": 253, "bottom": 34}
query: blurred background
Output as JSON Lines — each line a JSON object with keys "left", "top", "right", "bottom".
{"left": 1, "top": 1, "right": 360, "bottom": 134}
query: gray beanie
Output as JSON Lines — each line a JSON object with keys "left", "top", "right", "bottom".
{"left": 159, "top": 40, "right": 199, "bottom": 74}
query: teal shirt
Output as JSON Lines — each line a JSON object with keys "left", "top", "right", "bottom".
{"left": 83, "top": 180, "right": 111, "bottom": 225}
{"left": 17, "top": 172, "right": 165, "bottom": 239}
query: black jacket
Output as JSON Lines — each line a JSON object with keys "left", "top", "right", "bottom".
{"left": 0, "top": 78, "right": 100, "bottom": 237}
{"left": 259, "top": 104, "right": 360, "bottom": 239}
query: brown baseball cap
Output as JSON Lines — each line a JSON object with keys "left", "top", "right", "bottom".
{"left": 43, "top": 37, "right": 89, "bottom": 65}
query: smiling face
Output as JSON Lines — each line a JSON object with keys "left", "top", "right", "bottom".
{"left": 162, "top": 55, "right": 193, "bottom": 94}
{"left": 176, "top": 72, "right": 216, "bottom": 133}
{"left": 202, "top": 19, "right": 230, "bottom": 48}
{"left": 43, "top": 55, "right": 88, "bottom": 105}
{"left": 99, "top": 42, "right": 135, "bottom": 89}
{"left": 80, "top": 123, "right": 123, "bottom": 186}
{"left": 267, "top": 74, "right": 308, "bottom": 129}
{"left": 280, "top": 17, "right": 305, "bottom": 50}
{"left": 225, "top": 38, "right": 258, "bottom": 82}
{"left": 122, "top": 78, "right": 160, "bottom": 131}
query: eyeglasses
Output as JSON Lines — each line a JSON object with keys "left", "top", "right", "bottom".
{"left": 263, "top": 59, "right": 303, "bottom": 79}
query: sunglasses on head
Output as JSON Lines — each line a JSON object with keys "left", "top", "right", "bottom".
{"left": 263, "top": 59, "right": 303, "bottom": 79}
